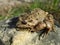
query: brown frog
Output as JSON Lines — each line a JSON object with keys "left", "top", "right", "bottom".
{"left": 16, "top": 8, "right": 48, "bottom": 29}
{"left": 16, "top": 8, "right": 54, "bottom": 36}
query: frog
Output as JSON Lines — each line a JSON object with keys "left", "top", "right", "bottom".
{"left": 16, "top": 8, "right": 54, "bottom": 37}
{"left": 16, "top": 8, "right": 48, "bottom": 29}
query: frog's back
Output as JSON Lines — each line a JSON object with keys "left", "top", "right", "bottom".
{"left": 28, "top": 8, "right": 48, "bottom": 21}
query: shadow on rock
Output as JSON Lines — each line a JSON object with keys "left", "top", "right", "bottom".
{"left": 8, "top": 17, "right": 19, "bottom": 28}
{"left": 0, "top": 39, "right": 5, "bottom": 45}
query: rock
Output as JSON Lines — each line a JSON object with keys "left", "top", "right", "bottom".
{"left": 11, "top": 25, "right": 60, "bottom": 45}
{"left": 0, "top": 20, "right": 17, "bottom": 45}
{"left": 0, "top": 17, "right": 60, "bottom": 45}
{"left": 11, "top": 31, "right": 38, "bottom": 45}
{"left": 0, "top": 9, "right": 60, "bottom": 45}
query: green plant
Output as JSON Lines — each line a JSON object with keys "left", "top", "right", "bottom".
{"left": 0, "top": 0, "right": 60, "bottom": 20}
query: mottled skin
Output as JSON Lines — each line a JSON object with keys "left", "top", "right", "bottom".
{"left": 16, "top": 8, "right": 54, "bottom": 36}
{"left": 34, "top": 14, "right": 54, "bottom": 35}
{"left": 44, "top": 14, "right": 55, "bottom": 34}
{"left": 16, "top": 8, "right": 48, "bottom": 28}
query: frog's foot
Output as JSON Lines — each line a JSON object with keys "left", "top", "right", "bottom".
{"left": 38, "top": 28, "right": 49, "bottom": 40}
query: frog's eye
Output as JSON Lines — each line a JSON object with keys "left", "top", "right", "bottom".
{"left": 21, "top": 20, "right": 27, "bottom": 24}
{"left": 28, "top": 20, "right": 33, "bottom": 22}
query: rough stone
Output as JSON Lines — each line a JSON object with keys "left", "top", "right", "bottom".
{"left": 0, "top": 17, "right": 60, "bottom": 45}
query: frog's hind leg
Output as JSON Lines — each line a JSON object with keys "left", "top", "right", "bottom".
{"left": 38, "top": 29, "right": 45, "bottom": 40}
{"left": 38, "top": 28, "right": 49, "bottom": 40}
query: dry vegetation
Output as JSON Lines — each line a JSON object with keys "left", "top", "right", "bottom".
{"left": 0, "top": 1, "right": 30, "bottom": 20}
{"left": 0, "top": 0, "right": 60, "bottom": 25}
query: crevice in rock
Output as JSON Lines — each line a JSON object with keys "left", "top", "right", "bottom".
{"left": 0, "top": 39, "right": 5, "bottom": 45}
{"left": 9, "top": 36, "right": 13, "bottom": 45}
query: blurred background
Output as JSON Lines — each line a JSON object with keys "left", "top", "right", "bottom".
{"left": 0, "top": 0, "right": 60, "bottom": 45}
{"left": 0, "top": 0, "right": 60, "bottom": 24}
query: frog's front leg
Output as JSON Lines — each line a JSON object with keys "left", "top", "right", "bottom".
{"left": 38, "top": 21, "right": 53, "bottom": 39}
